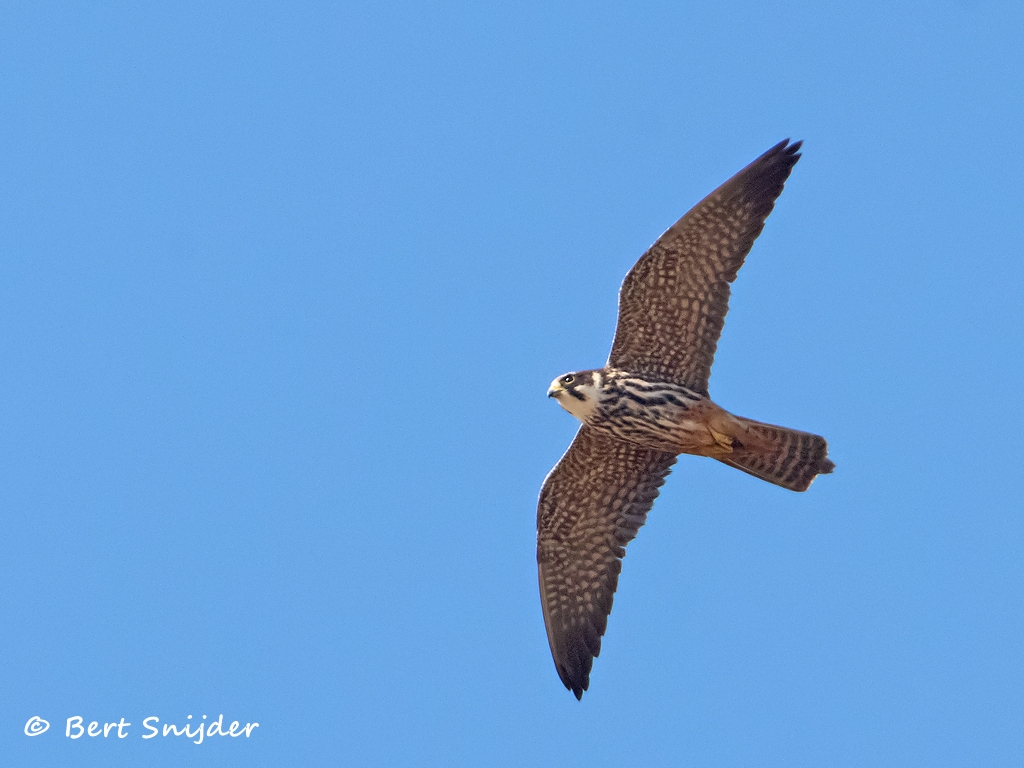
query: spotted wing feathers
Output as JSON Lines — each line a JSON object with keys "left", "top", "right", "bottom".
{"left": 608, "top": 139, "right": 802, "bottom": 395}
{"left": 537, "top": 427, "right": 676, "bottom": 699}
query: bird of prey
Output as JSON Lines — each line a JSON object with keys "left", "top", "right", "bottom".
{"left": 537, "top": 139, "right": 834, "bottom": 699}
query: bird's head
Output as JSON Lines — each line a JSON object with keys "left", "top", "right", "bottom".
{"left": 547, "top": 370, "right": 602, "bottom": 422}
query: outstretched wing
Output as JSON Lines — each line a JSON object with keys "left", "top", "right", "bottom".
{"left": 537, "top": 427, "right": 676, "bottom": 698}
{"left": 607, "top": 139, "right": 802, "bottom": 395}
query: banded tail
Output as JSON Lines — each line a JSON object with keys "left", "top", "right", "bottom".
{"left": 718, "top": 416, "right": 834, "bottom": 492}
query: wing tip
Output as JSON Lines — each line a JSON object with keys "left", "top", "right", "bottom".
{"left": 558, "top": 665, "right": 589, "bottom": 700}
{"left": 728, "top": 137, "right": 802, "bottom": 205}
{"left": 764, "top": 137, "right": 803, "bottom": 166}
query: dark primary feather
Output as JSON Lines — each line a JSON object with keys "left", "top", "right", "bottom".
{"left": 537, "top": 427, "right": 676, "bottom": 699}
{"left": 607, "top": 139, "right": 802, "bottom": 395}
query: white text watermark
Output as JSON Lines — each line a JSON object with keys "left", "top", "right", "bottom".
{"left": 23, "top": 715, "right": 258, "bottom": 745}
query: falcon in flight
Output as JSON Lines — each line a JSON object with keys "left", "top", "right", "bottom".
{"left": 538, "top": 139, "right": 834, "bottom": 699}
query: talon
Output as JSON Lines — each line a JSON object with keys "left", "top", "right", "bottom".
{"left": 709, "top": 428, "right": 734, "bottom": 452}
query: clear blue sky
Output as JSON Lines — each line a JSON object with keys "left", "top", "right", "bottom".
{"left": 3, "top": 2, "right": 1023, "bottom": 766}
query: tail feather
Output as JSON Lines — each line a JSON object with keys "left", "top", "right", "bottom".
{"left": 719, "top": 417, "right": 834, "bottom": 492}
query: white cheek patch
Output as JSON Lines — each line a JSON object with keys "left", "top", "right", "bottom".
{"left": 559, "top": 384, "right": 598, "bottom": 423}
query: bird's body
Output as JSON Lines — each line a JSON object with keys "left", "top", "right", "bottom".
{"left": 548, "top": 369, "right": 704, "bottom": 451}
{"left": 549, "top": 367, "right": 833, "bottom": 491}
{"left": 537, "top": 139, "right": 834, "bottom": 699}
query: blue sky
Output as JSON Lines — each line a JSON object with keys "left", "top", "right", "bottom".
{"left": 3, "top": 2, "right": 1023, "bottom": 766}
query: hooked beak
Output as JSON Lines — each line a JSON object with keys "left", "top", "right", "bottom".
{"left": 547, "top": 383, "right": 562, "bottom": 398}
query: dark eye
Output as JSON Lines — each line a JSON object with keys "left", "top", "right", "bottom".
{"left": 562, "top": 375, "right": 575, "bottom": 384}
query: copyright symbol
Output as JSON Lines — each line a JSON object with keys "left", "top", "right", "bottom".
{"left": 24, "top": 716, "right": 50, "bottom": 736}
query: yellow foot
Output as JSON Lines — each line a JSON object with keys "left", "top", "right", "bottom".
{"left": 708, "top": 428, "right": 734, "bottom": 453}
